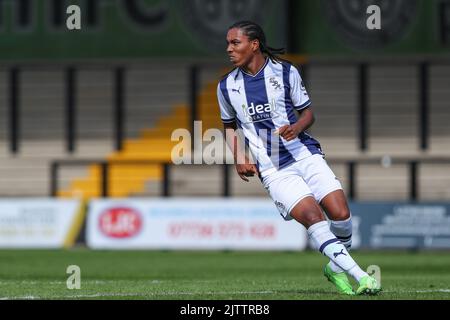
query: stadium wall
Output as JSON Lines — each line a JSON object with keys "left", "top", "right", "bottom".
{"left": 293, "top": 0, "right": 450, "bottom": 55}
{"left": 1, "top": 0, "right": 449, "bottom": 61}
{"left": 1, "top": 198, "right": 450, "bottom": 250}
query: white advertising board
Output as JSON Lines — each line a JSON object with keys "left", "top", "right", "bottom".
{"left": 87, "top": 198, "right": 308, "bottom": 250}
{"left": 0, "top": 199, "right": 83, "bottom": 248}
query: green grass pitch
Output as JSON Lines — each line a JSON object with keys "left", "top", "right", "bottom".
{"left": 0, "top": 249, "right": 449, "bottom": 300}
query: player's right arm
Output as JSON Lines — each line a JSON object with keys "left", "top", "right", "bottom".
{"left": 217, "top": 82, "right": 258, "bottom": 182}
{"left": 223, "top": 122, "right": 258, "bottom": 182}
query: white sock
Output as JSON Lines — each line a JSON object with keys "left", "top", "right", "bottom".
{"left": 328, "top": 215, "right": 353, "bottom": 273}
{"left": 330, "top": 215, "right": 352, "bottom": 249}
{"left": 308, "top": 221, "right": 367, "bottom": 282}
{"left": 328, "top": 260, "right": 344, "bottom": 273}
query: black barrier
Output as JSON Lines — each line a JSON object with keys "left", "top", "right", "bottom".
{"left": 3, "top": 59, "right": 448, "bottom": 156}
{"left": 222, "top": 164, "right": 231, "bottom": 197}
{"left": 114, "top": 67, "right": 125, "bottom": 151}
{"left": 162, "top": 162, "right": 170, "bottom": 197}
{"left": 50, "top": 157, "right": 450, "bottom": 201}
{"left": 358, "top": 63, "right": 368, "bottom": 151}
{"left": 189, "top": 65, "right": 199, "bottom": 151}
{"left": 419, "top": 62, "right": 429, "bottom": 150}
{"left": 410, "top": 160, "right": 418, "bottom": 201}
{"left": 8, "top": 67, "right": 19, "bottom": 153}
{"left": 348, "top": 161, "right": 356, "bottom": 200}
{"left": 50, "top": 159, "right": 171, "bottom": 198}
{"left": 65, "top": 67, "right": 76, "bottom": 153}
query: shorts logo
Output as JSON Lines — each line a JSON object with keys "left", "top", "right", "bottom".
{"left": 275, "top": 200, "right": 286, "bottom": 214}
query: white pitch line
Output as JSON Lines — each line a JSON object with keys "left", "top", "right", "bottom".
{"left": 0, "top": 280, "right": 165, "bottom": 285}
{"left": 407, "top": 289, "right": 450, "bottom": 293}
{"left": 0, "top": 290, "right": 276, "bottom": 300}
{"left": 79, "top": 290, "right": 275, "bottom": 298}
{"left": 1, "top": 289, "right": 450, "bottom": 300}
{"left": 372, "top": 289, "right": 450, "bottom": 294}
{"left": 0, "top": 295, "right": 40, "bottom": 300}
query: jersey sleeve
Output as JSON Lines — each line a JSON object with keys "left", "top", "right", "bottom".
{"left": 217, "top": 83, "right": 236, "bottom": 124}
{"left": 290, "top": 66, "right": 311, "bottom": 111}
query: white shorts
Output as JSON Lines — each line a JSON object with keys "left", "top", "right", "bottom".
{"left": 262, "top": 154, "right": 342, "bottom": 221}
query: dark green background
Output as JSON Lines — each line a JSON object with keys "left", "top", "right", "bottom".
{"left": 294, "top": 0, "right": 449, "bottom": 56}
{"left": 0, "top": 0, "right": 448, "bottom": 61}
{"left": 0, "top": 0, "right": 285, "bottom": 60}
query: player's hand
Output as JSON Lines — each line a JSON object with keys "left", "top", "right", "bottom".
{"left": 274, "top": 124, "right": 301, "bottom": 141}
{"left": 235, "top": 163, "right": 258, "bottom": 182}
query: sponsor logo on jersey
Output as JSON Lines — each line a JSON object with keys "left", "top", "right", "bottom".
{"left": 241, "top": 99, "right": 279, "bottom": 123}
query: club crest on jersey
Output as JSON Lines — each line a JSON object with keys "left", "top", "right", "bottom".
{"left": 241, "top": 99, "right": 279, "bottom": 123}
{"left": 269, "top": 77, "right": 282, "bottom": 90}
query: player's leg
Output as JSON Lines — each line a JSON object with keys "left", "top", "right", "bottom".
{"left": 295, "top": 155, "right": 351, "bottom": 272}
{"left": 320, "top": 190, "right": 353, "bottom": 252}
{"left": 264, "top": 171, "right": 375, "bottom": 295}
{"left": 319, "top": 190, "right": 353, "bottom": 277}
{"left": 319, "top": 190, "right": 361, "bottom": 291}
{"left": 288, "top": 196, "right": 372, "bottom": 295}
{"left": 297, "top": 155, "right": 380, "bottom": 294}
{"left": 319, "top": 192, "right": 380, "bottom": 295}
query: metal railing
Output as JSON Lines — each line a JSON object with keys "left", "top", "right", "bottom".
{"left": 3, "top": 59, "right": 449, "bottom": 199}
{"left": 4, "top": 59, "right": 447, "bottom": 155}
{"left": 50, "top": 159, "right": 231, "bottom": 198}
{"left": 50, "top": 157, "right": 450, "bottom": 201}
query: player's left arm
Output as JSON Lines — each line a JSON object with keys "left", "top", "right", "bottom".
{"left": 277, "top": 107, "right": 315, "bottom": 141}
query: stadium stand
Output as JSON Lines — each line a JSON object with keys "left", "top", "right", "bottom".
{"left": 0, "top": 61, "right": 449, "bottom": 200}
{"left": 307, "top": 65, "right": 359, "bottom": 156}
{"left": 429, "top": 65, "right": 450, "bottom": 155}
{"left": 367, "top": 65, "right": 420, "bottom": 155}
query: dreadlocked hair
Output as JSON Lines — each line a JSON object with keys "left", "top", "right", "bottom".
{"left": 221, "top": 21, "right": 292, "bottom": 79}
{"left": 228, "top": 20, "right": 287, "bottom": 64}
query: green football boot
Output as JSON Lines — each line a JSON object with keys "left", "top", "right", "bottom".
{"left": 356, "top": 275, "right": 382, "bottom": 296}
{"left": 324, "top": 264, "right": 355, "bottom": 295}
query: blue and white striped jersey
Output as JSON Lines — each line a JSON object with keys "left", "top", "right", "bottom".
{"left": 217, "top": 58, "right": 323, "bottom": 178}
